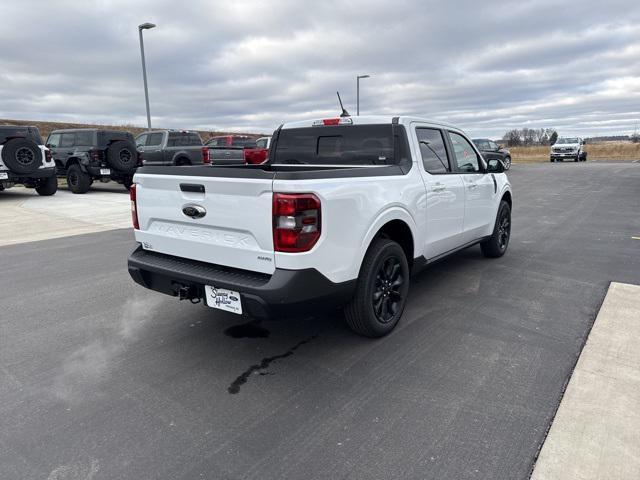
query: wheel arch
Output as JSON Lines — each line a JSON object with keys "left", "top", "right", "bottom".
{"left": 359, "top": 208, "right": 418, "bottom": 272}
{"left": 501, "top": 190, "right": 512, "bottom": 209}
{"left": 172, "top": 154, "right": 190, "bottom": 166}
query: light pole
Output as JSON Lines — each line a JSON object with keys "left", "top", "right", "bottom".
{"left": 356, "top": 74, "right": 370, "bottom": 116}
{"left": 138, "top": 22, "right": 156, "bottom": 130}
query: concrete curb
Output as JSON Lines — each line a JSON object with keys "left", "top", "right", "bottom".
{"left": 531, "top": 282, "right": 640, "bottom": 479}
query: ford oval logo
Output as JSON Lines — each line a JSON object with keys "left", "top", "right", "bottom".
{"left": 182, "top": 204, "right": 207, "bottom": 219}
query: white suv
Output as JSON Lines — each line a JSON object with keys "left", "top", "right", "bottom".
{"left": 0, "top": 126, "right": 57, "bottom": 195}
{"left": 550, "top": 137, "right": 587, "bottom": 162}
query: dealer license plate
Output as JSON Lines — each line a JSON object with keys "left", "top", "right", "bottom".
{"left": 204, "top": 285, "right": 242, "bottom": 314}
{"left": 100, "top": 168, "right": 111, "bottom": 175}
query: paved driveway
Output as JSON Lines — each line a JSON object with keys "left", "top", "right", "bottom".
{"left": 1, "top": 162, "right": 639, "bottom": 479}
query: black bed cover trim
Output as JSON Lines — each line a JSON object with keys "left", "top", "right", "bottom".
{"left": 136, "top": 164, "right": 406, "bottom": 180}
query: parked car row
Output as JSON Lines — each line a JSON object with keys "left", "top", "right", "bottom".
{"left": 0, "top": 124, "right": 272, "bottom": 195}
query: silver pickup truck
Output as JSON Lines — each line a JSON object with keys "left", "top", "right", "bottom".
{"left": 208, "top": 146, "right": 245, "bottom": 165}
{"left": 136, "top": 130, "right": 209, "bottom": 166}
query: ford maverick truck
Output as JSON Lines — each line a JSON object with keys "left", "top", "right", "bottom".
{"left": 128, "top": 116, "right": 512, "bottom": 337}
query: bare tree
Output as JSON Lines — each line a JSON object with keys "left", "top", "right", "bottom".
{"left": 503, "top": 129, "right": 522, "bottom": 147}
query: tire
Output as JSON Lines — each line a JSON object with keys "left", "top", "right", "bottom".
{"left": 480, "top": 201, "right": 511, "bottom": 258}
{"left": 1, "top": 138, "right": 43, "bottom": 174}
{"left": 574, "top": 156, "right": 579, "bottom": 162}
{"left": 122, "top": 176, "right": 133, "bottom": 190}
{"left": 66, "top": 164, "right": 91, "bottom": 194}
{"left": 174, "top": 157, "right": 190, "bottom": 166}
{"left": 35, "top": 175, "right": 58, "bottom": 196}
{"left": 503, "top": 156, "right": 512, "bottom": 170}
{"left": 344, "top": 238, "right": 410, "bottom": 337}
{"left": 581, "top": 152, "right": 587, "bottom": 162}
{"left": 550, "top": 158, "right": 555, "bottom": 163}
{"left": 106, "top": 141, "right": 136, "bottom": 172}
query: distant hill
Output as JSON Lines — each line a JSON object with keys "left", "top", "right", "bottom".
{"left": 0, "top": 118, "right": 262, "bottom": 143}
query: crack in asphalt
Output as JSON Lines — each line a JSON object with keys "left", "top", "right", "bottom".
{"left": 227, "top": 335, "right": 318, "bottom": 394}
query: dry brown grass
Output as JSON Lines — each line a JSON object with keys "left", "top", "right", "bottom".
{"left": 510, "top": 142, "right": 640, "bottom": 163}
{"left": 0, "top": 118, "right": 261, "bottom": 143}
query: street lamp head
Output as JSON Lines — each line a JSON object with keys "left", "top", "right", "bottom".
{"left": 139, "top": 22, "right": 156, "bottom": 30}
{"left": 358, "top": 74, "right": 370, "bottom": 79}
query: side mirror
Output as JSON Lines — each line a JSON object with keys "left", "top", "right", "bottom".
{"left": 486, "top": 158, "right": 505, "bottom": 173}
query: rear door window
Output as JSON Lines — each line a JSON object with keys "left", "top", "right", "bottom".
{"left": 60, "top": 133, "right": 75, "bottom": 148}
{"left": 416, "top": 128, "right": 450, "bottom": 174}
{"left": 274, "top": 124, "right": 395, "bottom": 165}
{"left": 74, "top": 131, "right": 93, "bottom": 146}
{"left": 474, "top": 140, "right": 489, "bottom": 150}
{"left": 146, "top": 133, "right": 163, "bottom": 147}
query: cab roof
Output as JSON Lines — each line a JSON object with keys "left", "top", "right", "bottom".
{"left": 281, "top": 115, "right": 460, "bottom": 131}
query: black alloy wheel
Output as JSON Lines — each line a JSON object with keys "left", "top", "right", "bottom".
{"left": 373, "top": 256, "right": 405, "bottom": 323}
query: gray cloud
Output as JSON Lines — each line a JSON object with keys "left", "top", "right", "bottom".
{"left": 1, "top": 0, "right": 639, "bottom": 138}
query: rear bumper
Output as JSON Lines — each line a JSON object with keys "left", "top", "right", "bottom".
{"left": 1, "top": 166, "right": 55, "bottom": 182}
{"left": 127, "top": 246, "right": 356, "bottom": 319}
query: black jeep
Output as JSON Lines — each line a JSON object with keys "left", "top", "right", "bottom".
{"left": 0, "top": 125, "right": 58, "bottom": 196}
{"left": 46, "top": 129, "right": 140, "bottom": 193}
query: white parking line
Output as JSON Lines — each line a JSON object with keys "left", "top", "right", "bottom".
{"left": 531, "top": 282, "right": 640, "bottom": 480}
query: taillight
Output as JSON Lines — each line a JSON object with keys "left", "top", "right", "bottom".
{"left": 89, "top": 149, "right": 100, "bottom": 162}
{"left": 137, "top": 151, "right": 144, "bottom": 166}
{"left": 273, "top": 193, "right": 321, "bottom": 252}
{"left": 45, "top": 149, "right": 52, "bottom": 162}
{"left": 130, "top": 183, "right": 139, "bottom": 230}
{"left": 313, "top": 117, "right": 353, "bottom": 126}
{"left": 245, "top": 149, "right": 269, "bottom": 165}
{"left": 202, "top": 147, "right": 211, "bottom": 165}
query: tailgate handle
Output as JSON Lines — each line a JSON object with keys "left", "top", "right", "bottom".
{"left": 180, "top": 183, "right": 205, "bottom": 193}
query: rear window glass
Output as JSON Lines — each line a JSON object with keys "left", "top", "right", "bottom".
{"left": 274, "top": 125, "right": 396, "bottom": 165}
{"left": 97, "top": 130, "right": 134, "bottom": 146}
{"left": 231, "top": 137, "right": 257, "bottom": 148}
{"left": 147, "top": 133, "right": 163, "bottom": 146}
{"left": 167, "top": 132, "right": 202, "bottom": 147}
{"left": 0, "top": 126, "right": 43, "bottom": 145}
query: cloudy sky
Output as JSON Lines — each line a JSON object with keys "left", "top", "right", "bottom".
{"left": 1, "top": 0, "right": 639, "bottom": 138}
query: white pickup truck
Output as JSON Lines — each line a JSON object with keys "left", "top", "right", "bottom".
{"left": 128, "top": 116, "right": 512, "bottom": 337}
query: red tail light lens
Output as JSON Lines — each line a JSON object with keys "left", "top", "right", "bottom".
{"left": 89, "top": 149, "right": 100, "bottom": 162}
{"left": 45, "top": 149, "right": 52, "bottom": 162}
{"left": 137, "top": 151, "right": 144, "bottom": 166}
{"left": 130, "top": 183, "right": 139, "bottom": 230}
{"left": 202, "top": 147, "right": 211, "bottom": 165}
{"left": 273, "top": 193, "right": 321, "bottom": 252}
{"left": 245, "top": 149, "right": 269, "bottom": 165}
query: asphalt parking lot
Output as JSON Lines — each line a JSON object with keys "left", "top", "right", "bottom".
{"left": 1, "top": 162, "right": 639, "bottom": 479}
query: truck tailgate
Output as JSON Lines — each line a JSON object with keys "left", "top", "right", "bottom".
{"left": 133, "top": 169, "right": 275, "bottom": 274}
{"left": 208, "top": 146, "right": 245, "bottom": 165}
